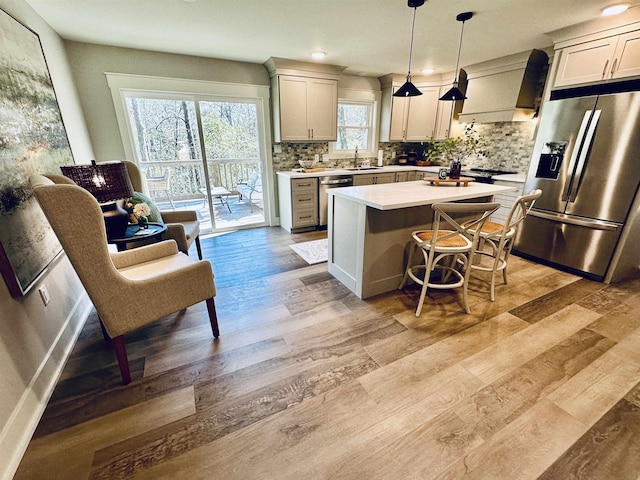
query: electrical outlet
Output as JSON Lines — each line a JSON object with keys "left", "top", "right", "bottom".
{"left": 322, "top": 153, "right": 329, "bottom": 163}
{"left": 314, "top": 154, "right": 320, "bottom": 163}
{"left": 273, "top": 144, "right": 282, "bottom": 153}
{"left": 39, "top": 285, "right": 51, "bottom": 306}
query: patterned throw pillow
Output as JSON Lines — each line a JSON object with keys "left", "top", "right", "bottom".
{"left": 128, "top": 191, "right": 164, "bottom": 223}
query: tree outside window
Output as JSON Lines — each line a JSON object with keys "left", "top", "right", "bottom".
{"left": 334, "top": 101, "right": 372, "bottom": 153}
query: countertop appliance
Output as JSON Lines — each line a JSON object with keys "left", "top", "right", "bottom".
{"left": 461, "top": 168, "right": 519, "bottom": 184}
{"left": 513, "top": 80, "right": 640, "bottom": 281}
{"left": 319, "top": 175, "right": 353, "bottom": 226}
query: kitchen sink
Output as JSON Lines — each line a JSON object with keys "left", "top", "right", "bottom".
{"left": 343, "top": 166, "right": 383, "bottom": 171}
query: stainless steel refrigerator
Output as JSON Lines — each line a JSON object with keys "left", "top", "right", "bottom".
{"left": 514, "top": 80, "right": 640, "bottom": 281}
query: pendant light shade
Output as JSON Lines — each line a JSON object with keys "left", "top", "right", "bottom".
{"left": 393, "top": 0, "right": 425, "bottom": 98}
{"left": 439, "top": 11, "right": 473, "bottom": 101}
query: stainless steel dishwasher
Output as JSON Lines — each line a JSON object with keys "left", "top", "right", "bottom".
{"left": 318, "top": 175, "right": 353, "bottom": 226}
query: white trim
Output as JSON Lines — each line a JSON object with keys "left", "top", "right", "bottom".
{"left": 329, "top": 87, "right": 381, "bottom": 159}
{"left": 104, "top": 72, "right": 277, "bottom": 228}
{"left": 1, "top": 292, "right": 92, "bottom": 480}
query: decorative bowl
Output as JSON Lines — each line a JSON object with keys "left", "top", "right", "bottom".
{"left": 299, "top": 159, "right": 315, "bottom": 169}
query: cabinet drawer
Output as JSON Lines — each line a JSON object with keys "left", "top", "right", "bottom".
{"left": 292, "top": 207, "right": 317, "bottom": 227}
{"left": 293, "top": 191, "right": 317, "bottom": 208}
{"left": 292, "top": 178, "right": 317, "bottom": 191}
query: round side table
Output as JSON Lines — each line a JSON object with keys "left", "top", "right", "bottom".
{"left": 108, "top": 222, "right": 168, "bottom": 252}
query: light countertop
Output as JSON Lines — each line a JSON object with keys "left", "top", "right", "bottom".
{"left": 276, "top": 166, "right": 526, "bottom": 183}
{"left": 327, "top": 180, "right": 518, "bottom": 211}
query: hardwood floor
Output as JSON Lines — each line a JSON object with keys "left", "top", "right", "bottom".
{"left": 14, "top": 226, "right": 640, "bottom": 479}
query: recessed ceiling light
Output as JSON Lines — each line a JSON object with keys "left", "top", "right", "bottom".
{"left": 601, "top": 3, "right": 630, "bottom": 16}
{"left": 421, "top": 68, "right": 435, "bottom": 75}
{"left": 311, "top": 51, "right": 326, "bottom": 60}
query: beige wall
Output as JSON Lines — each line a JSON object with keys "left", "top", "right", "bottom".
{"left": 0, "top": 1, "right": 93, "bottom": 478}
{"left": 64, "top": 41, "right": 271, "bottom": 162}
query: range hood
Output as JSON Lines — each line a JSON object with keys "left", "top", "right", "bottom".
{"left": 459, "top": 49, "right": 549, "bottom": 124}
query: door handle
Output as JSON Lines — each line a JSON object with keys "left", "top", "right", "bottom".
{"left": 529, "top": 210, "right": 619, "bottom": 231}
{"left": 602, "top": 59, "right": 610, "bottom": 79}
{"left": 569, "top": 109, "right": 601, "bottom": 203}
{"left": 563, "top": 110, "right": 592, "bottom": 202}
{"left": 610, "top": 58, "right": 619, "bottom": 77}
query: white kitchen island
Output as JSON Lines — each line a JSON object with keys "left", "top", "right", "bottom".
{"left": 327, "top": 180, "right": 518, "bottom": 299}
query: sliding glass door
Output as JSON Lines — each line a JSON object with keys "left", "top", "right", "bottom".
{"left": 122, "top": 92, "right": 267, "bottom": 233}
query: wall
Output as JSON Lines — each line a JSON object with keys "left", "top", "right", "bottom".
{"left": 467, "top": 121, "right": 537, "bottom": 172}
{"left": 0, "top": 1, "right": 94, "bottom": 479}
{"left": 63, "top": 41, "right": 270, "bottom": 162}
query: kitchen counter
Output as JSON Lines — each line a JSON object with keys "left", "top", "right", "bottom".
{"left": 326, "top": 180, "right": 518, "bottom": 299}
{"left": 276, "top": 166, "right": 526, "bottom": 183}
{"left": 276, "top": 165, "right": 442, "bottom": 179}
{"left": 328, "top": 180, "right": 517, "bottom": 210}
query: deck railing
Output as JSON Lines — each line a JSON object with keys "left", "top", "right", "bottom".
{"left": 141, "top": 159, "right": 260, "bottom": 200}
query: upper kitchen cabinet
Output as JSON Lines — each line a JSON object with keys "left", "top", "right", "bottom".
{"left": 265, "top": 57, "right": 346, "bottom": 142}
{"left": 379, "top": 74, "right": 441, "bottom": 142}
{"left": 553, "top": 30, "right": 640, "bottom": 87}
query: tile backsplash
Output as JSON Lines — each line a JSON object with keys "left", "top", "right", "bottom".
{"left": 272, "top": 121, "right": 537, "bottom": 174}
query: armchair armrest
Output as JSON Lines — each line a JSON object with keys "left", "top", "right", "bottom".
{"left": 110, "top": 240, "right": 178, "bottom": 269}
{"left": 160, "top": 210, "right": 198, "bottom": 223}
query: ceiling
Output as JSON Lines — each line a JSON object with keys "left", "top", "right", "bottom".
{"left": 25, "top": 0, "right": 638, "bottom": 78}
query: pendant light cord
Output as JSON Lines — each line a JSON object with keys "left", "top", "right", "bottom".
{"left": 406, "top": 6, "right": 418, "bottom": 78}
{"left": 453, "top": 19, "right": 466, "bottom": 84}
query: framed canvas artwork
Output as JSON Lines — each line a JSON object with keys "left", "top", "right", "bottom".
{"left": 0, "top": 8, "right": 74, "bottom": 297}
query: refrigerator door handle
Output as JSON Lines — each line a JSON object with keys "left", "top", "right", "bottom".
{"left": 569, "top": 109, "right": 602, "bottom": 203}
{"left": 529, "top": 209, "right": 620, "bottom": 231}
{"left": 563, "top": 110, "right": 593, "bottom": 202}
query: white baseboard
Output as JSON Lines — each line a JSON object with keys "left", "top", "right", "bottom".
{"left": 0, "top": 293, "right": 92, "bottom": 480}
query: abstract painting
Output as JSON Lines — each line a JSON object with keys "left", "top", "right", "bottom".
{"left": 0, "top": 8, "right": 74, "bottom": 297}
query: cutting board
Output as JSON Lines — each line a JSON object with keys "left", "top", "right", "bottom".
{"left": 424, "top": 176, "right": 475, "bottom": 187}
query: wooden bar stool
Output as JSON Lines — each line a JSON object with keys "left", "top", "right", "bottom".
{"left": 467, "top": 189, "right": 542, "bottom": 301}
{"left": 399, "top": 202, "right": 500, "bottom": 317}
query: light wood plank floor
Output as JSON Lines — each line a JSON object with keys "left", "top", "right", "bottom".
{"left": 15, "top": 227, "right": 640, "bottom": 479}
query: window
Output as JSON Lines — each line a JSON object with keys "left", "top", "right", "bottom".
{"left": 106, "top": 73, "right": 271, "bottom": 233}
{"left": 331, "top": 99, "right": 375, "bottom": 156}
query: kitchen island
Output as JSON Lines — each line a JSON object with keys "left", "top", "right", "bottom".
{"left": 327, "top": 180, "right": 518, "bottom": 299}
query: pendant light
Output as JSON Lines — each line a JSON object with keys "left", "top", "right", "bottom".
{"left": 393, "top": 0, "right": 425, "bottom": 98}
{"left": 439, "top": 11, "right": 473, "bottom": 101}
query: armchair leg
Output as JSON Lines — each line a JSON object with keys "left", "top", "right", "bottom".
{"left": 206, "top": 297, "right": 220, "bottom": 338}
{"left": 112, "top": 335, "right": 132, "bottom": 385}
{"left": 196, "top": 236, "right": 203, "bottom": 260}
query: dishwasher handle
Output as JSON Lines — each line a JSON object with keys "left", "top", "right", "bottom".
{"left": 320, "top": 177, "right": 353, "bottom": 186}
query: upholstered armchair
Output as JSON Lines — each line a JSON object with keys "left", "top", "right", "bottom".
{"left": 121, "top": 160, "right": 202, "bottom": 259}
{"left": 30, "top": 174, "right": 219, "bottom": 385}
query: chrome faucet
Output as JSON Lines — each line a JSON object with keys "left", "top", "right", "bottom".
{"left": 354, "top": 146, "right": 358, "bottom": 169}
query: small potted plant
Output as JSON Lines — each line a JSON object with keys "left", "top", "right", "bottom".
{"left": 426, "top": 122, "right": 490, "bottom": 178}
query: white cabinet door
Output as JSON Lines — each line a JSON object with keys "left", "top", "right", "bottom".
{"left": 405, "top": 87, "right": 439, "bottom": 141}
{"left": 277, "top": 76, "right": 338, "bottom": 141}
{"left": 387, "top": 86, "right": 438, "bottom": 141}
{"left": 307, "top": 78, "right": 337, "bottom": 141}
{"left": 611, "top": 30, "right": 640, "bottom": 80}
{"left": 554, "top": 37, "right": 618, "bottom": 87}
{"left": 279, "top": 76, "right": 312, "bottom": 141}
{"left": 389, "top": 91, "right": 409, "bottom": 141}
{"left": 553, "top": 31, "right": 640, "bottom": 87}
{"left": 435, "top": 88, "right": 454, "bottom": 140}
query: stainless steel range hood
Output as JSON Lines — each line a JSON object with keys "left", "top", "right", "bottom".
{"left": 458, "top": 49, "right": 549, "bottom": 124}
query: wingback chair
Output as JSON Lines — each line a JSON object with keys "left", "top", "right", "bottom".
{"left": 30, "top": 174, "right": 219, "bottom": 385}
{"left": 120, "top": 160, "right": 203, "bottom": 259}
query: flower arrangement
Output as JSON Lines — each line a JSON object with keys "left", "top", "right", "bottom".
{"left": 125, "top": 200, "right": 151, "bottom": 227}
